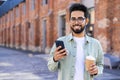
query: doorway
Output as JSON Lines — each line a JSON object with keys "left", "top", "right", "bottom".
{"left": 58, "top": 15, "right": 66, "bottom": 37}
{"left": 41, "top": 19, "right": 47, "bottom": 52}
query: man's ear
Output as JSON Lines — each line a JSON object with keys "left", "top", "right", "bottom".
{"left": 85, "top": 18, "right": 89, "bottom": 25}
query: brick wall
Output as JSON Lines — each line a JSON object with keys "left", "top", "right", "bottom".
{"left": 94, "top": 0, "right": 120, "bottom": 57}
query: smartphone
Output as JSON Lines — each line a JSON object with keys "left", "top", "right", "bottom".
{"left": 55, "top": 40, "right": 65, "bottom": 51}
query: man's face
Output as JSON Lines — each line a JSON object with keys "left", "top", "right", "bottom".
{"left": 70, "top": 11, "right": 87, "bottom": 34}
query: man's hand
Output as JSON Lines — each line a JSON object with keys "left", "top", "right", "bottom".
{"left": 88, "top": 64, "right": 98, "bottom": 75}
{"left": 53, "top": 46, "right": 67, "bottom": 62}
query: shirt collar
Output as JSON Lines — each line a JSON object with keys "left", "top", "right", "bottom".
{"left": 68, "top": 33, "right": 90, "bottom": 43}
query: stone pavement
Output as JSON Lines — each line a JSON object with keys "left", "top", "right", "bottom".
{"left": 0, "top": 47, "right": 120, "bottom": 80}
{"left": 0, "top": 47, "right": 57, "bottom": 80}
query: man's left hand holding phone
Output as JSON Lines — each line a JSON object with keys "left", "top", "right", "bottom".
{"left": 53, "top": 40, "right": 67, "bottom": 62}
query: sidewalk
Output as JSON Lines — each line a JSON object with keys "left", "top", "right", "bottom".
{"left": 0, "top": 47, "right": 57, "bottom": 80}
{"left": 0, "top": 47, "right": 120, "bottom": 80}
{"left": 94, "top": 68, "right": 120, "bottom": 80}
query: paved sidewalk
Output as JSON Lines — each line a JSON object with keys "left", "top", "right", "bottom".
{"left": 0, "top": 47, "right": 57, "bottom": 80}
{"left": 0, "top": 47, "right": 120, "bottom": 80}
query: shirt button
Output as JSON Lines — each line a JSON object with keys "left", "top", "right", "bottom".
{"left": 71, "top": 76, "right": 73, "bottom": 78}
{"left": 74, "top": 46, "right": 76, "bottom": 48}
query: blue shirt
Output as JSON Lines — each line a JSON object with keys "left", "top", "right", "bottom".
{"left": 48, "top": 33, "right": 104, "bottom": 80}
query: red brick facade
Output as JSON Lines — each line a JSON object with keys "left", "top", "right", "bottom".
{"left": 94, "top": 0, "right": 120, "bottom": 57}
{"left": 0, "top": 0, "right": 120, "bottom": 57}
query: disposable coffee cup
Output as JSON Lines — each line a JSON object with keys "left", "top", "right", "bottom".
{"left": 85, "top": 56, "right": 95, "bottom": 71}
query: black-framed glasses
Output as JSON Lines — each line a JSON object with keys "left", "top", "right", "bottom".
{"left": 70, "top": 17, "right": 85, "bottom": 23}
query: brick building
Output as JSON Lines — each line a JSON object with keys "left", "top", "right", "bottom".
{"left": 0, "top": 0, "right": 120, "bottom": 57}
{"left": 94, "top": 0, "right": 120, "bottom": 57}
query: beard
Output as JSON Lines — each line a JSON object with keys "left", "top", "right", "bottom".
{"left": 71, "top": 24, "right": 85, "bottom": 34}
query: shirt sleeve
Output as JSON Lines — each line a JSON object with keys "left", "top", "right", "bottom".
{"left": 95, "top": 41, "right": 104, "bottom": 77}
{"left": 47, "top": 43, "right": 59, "bottom": 72}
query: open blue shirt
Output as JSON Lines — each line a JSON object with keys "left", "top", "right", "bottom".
{"left": 48, "top": 33, "right": 104, "bottom": 80}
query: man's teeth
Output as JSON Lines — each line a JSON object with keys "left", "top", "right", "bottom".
{"left": 74, "top": 26, "right": 80, "bottom": 29}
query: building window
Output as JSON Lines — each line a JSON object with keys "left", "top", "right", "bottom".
{"left": 16, "top": 7, "right": 19, "bottom": 17}
{"left": 5, "top": 15, "right": 7, "bottom": 22}
{"left": 8, "top": 15, "right": 10, "bottom": 22}
{"left": 30, "top": 0, "right": 35, "bottom": 11}
{"left": 58, "top": 15, "right": 66, "bottom": 37}
{"left": 29, "top": 23, "right": 34, "bottom": 41}
{"left": 41, "top": 19, "right": 47, "bottom": 51}
{"left": 3, "top": 17, "right": 5, "bottom": 26}
{"left": 22, "top": 3, "right": 26, "bottom": 14}
{"left": 11, "top": 12, "right": 14, "bottom": 21}
{"left": 81, "top": 0, "right": 94, "bottom": 8}
{"left": 86, "top": 8, "right": 95, "bottom": 37}
{"left": 42, "top": 0, "right": 48, "bottom": 5}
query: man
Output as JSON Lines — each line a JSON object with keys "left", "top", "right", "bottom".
{"left": 48, "top": 3, "right": 104, "bottom": 80}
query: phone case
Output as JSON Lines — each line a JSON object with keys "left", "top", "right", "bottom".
{"left": 55, "top": 40, "right": 65, "bottom": 51}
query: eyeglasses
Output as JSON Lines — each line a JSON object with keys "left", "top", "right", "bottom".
{"left": 70, "top": 17, "right": 85, "bottom": 23}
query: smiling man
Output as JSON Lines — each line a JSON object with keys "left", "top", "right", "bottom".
{"left": 48, "top": 3, "right": 104, "bottom": 80}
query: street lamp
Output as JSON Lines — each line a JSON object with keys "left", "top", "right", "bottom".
{"left": 89, "top": 26, "right": 93, "bottom": 31}
{"left": 87, "top": 25, "right": 94, "bottom": 37}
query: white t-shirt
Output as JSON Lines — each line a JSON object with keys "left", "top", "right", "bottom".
{"left": 73, "top": 37, "right": 85, "bottom": 80}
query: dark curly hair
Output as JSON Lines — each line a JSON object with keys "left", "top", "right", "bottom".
{"left": 69, "top": 3, "right": 89, "bottom": 19}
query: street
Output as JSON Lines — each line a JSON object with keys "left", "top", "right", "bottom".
{"left": 0, "top": 47, "right": 120, "bottom": 80}
{"left": 0, "top": 47, "right": 57, "bottom": 80}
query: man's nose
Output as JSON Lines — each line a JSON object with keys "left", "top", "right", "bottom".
{"left": 75, "top": 19, "right": 79, "bottom": 24}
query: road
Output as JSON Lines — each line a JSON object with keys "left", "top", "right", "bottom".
{"left": 0, "top": 47, "right": 120, "bottom": 80}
